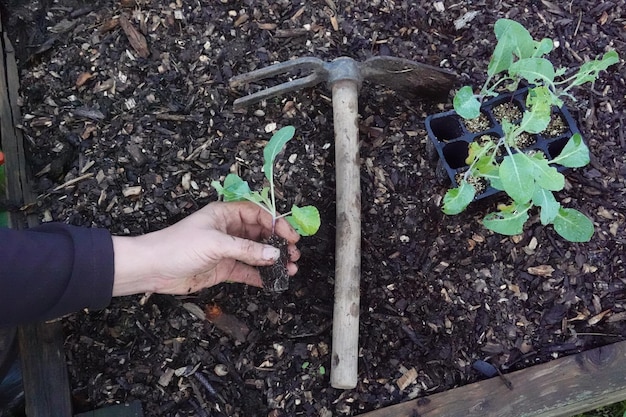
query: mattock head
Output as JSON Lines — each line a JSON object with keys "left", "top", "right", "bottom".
{"left": 229, "top": 57, "right": 328, "bottom": 109}
{"left": 359, "top": 56, "right": 457, "bottom": 100}
{"left": 229, "top": 55, "right": 457, "bottom": 108}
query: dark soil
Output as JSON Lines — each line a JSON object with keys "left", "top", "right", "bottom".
{"left": 4, "top": 0, "right": 626, "bottom": 416}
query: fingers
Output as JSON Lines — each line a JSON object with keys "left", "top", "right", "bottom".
{"left": 221, "top": 261, "right": 297, "bottom": 286}
{"left": 221, "top": 262, "right": 264, "bottom": 287}
{"left": 215, "top": 234, "right": 281, "bottom": 267}
{"left": 212, "top": 201, "right": 301, "bottom": 244}
{"left": 274, "top": 217, "right": 300, "bottom": 244}
{"left": 288, "top": 244, "right": 300, "bottom": 262}
{"left": 286, "top": 262, "right": 298, "bottom": 276}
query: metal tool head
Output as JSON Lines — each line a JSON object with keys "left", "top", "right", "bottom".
{"left": 230, "top": 55, "right": 456, "bottom": 108}
{"left": 360, "top": 56, "right": 457, "bottom": 100}
{"left": 230, "top": 57, "right": 328, "bottom": 109}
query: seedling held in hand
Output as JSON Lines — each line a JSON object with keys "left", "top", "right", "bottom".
{"left": 444, "top": 18, "right": 619, "bottom": 242}
{"left": 212, "top": 125, "right": 320, "bottom": 237}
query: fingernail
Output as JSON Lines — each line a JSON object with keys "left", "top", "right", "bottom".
{"left": 263, "top": 246, "right": 280, "bottom": 261}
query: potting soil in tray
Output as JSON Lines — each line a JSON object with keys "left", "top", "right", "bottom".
{"left": 425, "top": 87, "right": 582, "bottom": 200}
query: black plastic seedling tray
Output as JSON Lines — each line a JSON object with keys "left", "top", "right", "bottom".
{"left": 425, "top": 87, "right": 582, "bottom": 200}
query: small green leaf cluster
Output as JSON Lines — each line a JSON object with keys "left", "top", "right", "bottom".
{"left": 212, "top": 126, "right": 321, "bottom": 237}
{"left": 445, "top": 18, "right": 619, "bottom": 242}
{"left": 301, "top": 361, "right": 326, "bottom": 376}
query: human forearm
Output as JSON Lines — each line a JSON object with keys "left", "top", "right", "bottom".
{"left": 111, "top": 202, "right": 300, "bottom": 297}
{"left": 0, "top": 224, "right": 114, "bottom": 326}
{"left": 111, "top": 234, "right": 163, "bottom": 296}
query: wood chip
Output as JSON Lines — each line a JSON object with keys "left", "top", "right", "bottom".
{"left": 527, "top": 265, "right": 555, "bottom": 277}
{"left": 257, "top": 22, "right": 277, "bottom": 30}
{"left": 122, "top": 185, "right": 142, "bottom": 197}
{"left": 330, "top": 14, "right": 339, "bottom": 31}
{"left": 608, "top": 312, "right": 626, "bottom": 323}
{"left": 158, "top": 367, "right": 175, "bottom": 387}
{"left": 214, "top": 364, "right": 229, "bottom": 377}
{"left": 454, "top": 11, "right": 480, "bottom": 30}
{"left": 72, "top": 106, "right": 105, "bottom": 120}
{"left": 49, "top": 19, "right": 76, "bottom": 34}
{"left": 396, "top": 367, "right": 417, "bottom": 391}
{"left": 99, "top": 18, "right": 120, "bottom": 33}
{"left": 182, "top": 303, "right": 206, "bottom": 320}
{"left": 434, "top": 261, "right": 449, "bottom": 273}
{"left": 126, "top": 143, "right": 148, "bottom": 166}
{"left": 234, "top": 14, "right": 249, "bottom": 27}
{"left": 588, "top": 309, "right": 611, "bottom": 326}
{"left": 53, "top": 173, "right": 94, "bottom": 191}
{"left": 119, "top": 14, "right": 149, "bottom": 58}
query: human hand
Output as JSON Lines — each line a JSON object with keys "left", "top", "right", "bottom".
{"left": 111, "top": 201, "right": 301, "bottom": 296}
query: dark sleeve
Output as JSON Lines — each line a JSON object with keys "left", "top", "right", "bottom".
{"left": 0, "top": 223, "right": 115, "bottom": 326}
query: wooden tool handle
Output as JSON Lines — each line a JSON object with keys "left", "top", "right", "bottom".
{"left": 330, "top": 79, "right": 361, "bottom": 389}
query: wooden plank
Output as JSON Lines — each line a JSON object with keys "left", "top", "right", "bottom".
{"left": 358, "top": 341, "right": 626, "bottom": 417}
{"left": 0, "top": 326, "right": 16, "bottom": 379}
{"left": 0, "top": 20, "right": 31, "bottom": 230}
{"left": 0, "top": 12, "right": 73, "bottom": 417}
{"left": 17, "top": 323, "right": 72, "bottom": 416}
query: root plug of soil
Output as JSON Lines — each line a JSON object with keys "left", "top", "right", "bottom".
{"left": 259, "top": 235, "right": 289, "bottom": 293}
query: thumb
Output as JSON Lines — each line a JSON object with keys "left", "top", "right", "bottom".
{"left": 216, "top": 235, "right": 280, "bottom": 266}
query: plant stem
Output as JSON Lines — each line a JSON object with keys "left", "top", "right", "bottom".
{"left": 243, "top": 196, "right": 275, "bottom": 218}
{"left": 275, "top": 211, "right": 292, "bottom": 219}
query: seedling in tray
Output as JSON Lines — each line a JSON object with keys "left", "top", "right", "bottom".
{"left": 432, "top": 18, "right": 619, "bottom": 242}
{"left": 212, "top": 126, "right": 321, "bottom": 292}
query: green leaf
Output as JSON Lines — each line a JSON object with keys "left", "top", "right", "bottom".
{"left": 499, "top": 153, "right": 535, "bottom": 203}
{"left": 550, "top": 133, "right": 590, "bottom": 168}
{"left": 532, "top": 187, "right": 560, "bottom": 225}
{"left": 453, "top": 86, "right": 481, "bottom": 119}
{"left": 483, "top": 202, "right": 531, "bottom": 236}
{"left": 211, "top": 174, "right": 252, "bottom": 201}
{"left": 287, "top": 205, "right": 321, "bottom": 236}
{"left": 261, "top": 186, "right": 270, "bottom": 202}
{"left": 494, "top": 19, "right": 526, "bottom": 41}
{"left": 442, "top": 180, "right": 476, "bottom": 215}
{"left": 501, "top": 119, "right": 516, "bottom": 137}
{"left": 527, "top": 152, "right": 565, "bottom": 191}
{"left": 518, "top": 86, "right": 552, "bottom": 134}
{"left": 488, "top": 39, "right": 514, "bottom": 76}
{"left": 518, "top": 107, "right": 550, "bottom": 135}
{"left": 533, "top": 38, "right": 553, "bottom": 57}
{"left": 318, "top": 365, "right": 326, "bottom": 376}
{"left": 571, "top": 50, "right": 619, "bottom": 87}
{"left": 466, "top": 141, "right": 496, "bottom": 166}
{"left": 509, "top": 57, "right": 555, "bottom": 85}
{"left": 553, "top": 207, "right": 594, "bottom": 242}
{"left": 475, "top": 158, "right": 504, "bottom": 190}
{"left": 263, "top": 125, "right": 296, "bottom": 182}
{"left": 555, "top": 66, "right": 567, "bottom": 77}
{"left": 489, "top": 19, "right": 533, "bottom": 76}
{"left": 474, "top": 153, "right": 495, "bottom": 173}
